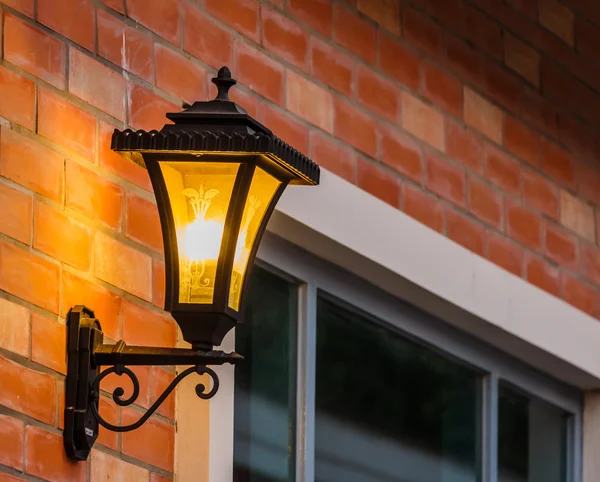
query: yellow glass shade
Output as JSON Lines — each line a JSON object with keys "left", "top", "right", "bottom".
{"left": 159, "top": 161, "right": 239, "bottom": 305}
{"left": 228, "top": 167, "right": 281, "bottom": 310}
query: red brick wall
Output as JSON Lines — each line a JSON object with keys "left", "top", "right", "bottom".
{"left": 0, "top": 0, "right": 599, "bottom": 479}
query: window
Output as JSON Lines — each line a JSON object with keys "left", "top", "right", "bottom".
{"left": 234, "top": 235, "right": 582, "bottom": 482}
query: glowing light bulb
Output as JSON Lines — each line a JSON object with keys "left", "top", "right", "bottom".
{"left": 181, "top": 217, "right": 247, "bottom": 264}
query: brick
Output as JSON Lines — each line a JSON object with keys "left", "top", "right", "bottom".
{"left": 38, "top": 89, "right": 96, "bottom": 159}
{"left": 0, "top": 241, "right": 60, "bottom": 313}
{"left": 31, "top": 313, "right": 66, "bottom": 374}
{"left": 155, "top": 44, "right": 207, "bottom": 105}
{"left": 484, "top": 145, "right": 521, "bottom": 197}
{"left": 0, "top": 65, "right": 35, "bottom": 130}
{"left": 235, "top": 41, "right": 284, "bottom": 104}
{"left": 288, "top": 0, "right": 332, "bottom": 36}
{"left": 184, "top": 5, "right": 233, "bottom": 69}
{"left": 482, "top": 60, "right": 521, "bottom": 114}
{"left": 91, "top": 449, "right": 149, "bottom": 482}
{"left": 66, "top": 161, "right": 124, "bottom": 231}
{"left": 62, "top": 271, "right": 122, "bottom": 340}
{"left": 95, "top": 232, "right": 153, "bottom": 301}
{"left": 95, "top": 398, "right": 119, "bottom": 450}
{"left": 545, "top": 223, "right": 578, "bottom": 271}
{"left": 0, "top": 182, "right": 32, "bottom": 244}
{"left": 262, "top": 6, "right": 308, "bottom": 69}
{"left": 26, "top": 426, "right": 85, "bottom": 482}
{"left": 539, "top": 0, "right": 574, "bottom": 46}
{"left": 357, "top": 66, "right": 400, "bottom": 123}
{"left": 402, "top": 185, "right": 444, "bottom": 233}
{"left": 0, "top": 298, "right": 29, "bottom": 357}
{"left": 69, "top": 49, "right": 126, "bottom": 121}
{"left": 486, "top": 232, "right": 523, "bottom": 276}
{"left": 444, "top": 35, "right": 484, "bottom": 87}
{"left": 576, "top": 18, "right": 600, "bottom": 63}
{"left": 153, "top": 259, "right": 166, "bottom": 309}
{"left": 507, "top": 0, "right": 537, "bottom": 18}
{"left": 583, "top": 243, "right": 600, "bottom": 286}
{"left": 504, "top": 33, "right": 540, "bottom": 87}
{"left": 153, "top": 367, "right": 176, "bottom": 418}
{"left": 521, "top": 168, "right": 558, "bottom": 219}
{"left": 464, "top": 6, "right": 502, "bottom": 60}
{"left": 333, "top": 3, "right": 377, "bottom": 64}
{"left": 0, "top": 414, "right": 24, "bottom": 471}
{"left": 560, "top": 190, "right": 595, "bottom": 241}
{"left": 0, "top": 475, "right": 26, "bottom": 482}
{"left": 309, "top": 131, "right": 356, "bottom": 182}
{"left": 98, "top": 10, "right": 153, "bottom": 82}
{"left": 127, "top": 0, "right": 180, "bottom": 45}
{"left": 445, "top": 119, "right": 484, "bottom": 174}
{"left": 422, "top": 62, "right": 463, "bottom": 118}
{"left": 425, "top": 152, "right": 466, "bottom": 207}
{"left": 34, "top": 201, "right": 92, "bottom": 270}
{"left": 520, "top": 86, "right": 558, "bottom": 138}
{"left": 468, "top": 177, "right": 503, "bottom": 230}
{"left": 506, "top": 200, "right": 542, "bottom": 251}
{"left": 38, "top": 0, "right": 95, "bottom": 51}
{"left": 2, "top": 0, "right": 33, "bottom": 16}
{"left": 286, "top": 71, "right": 333, "bottom": 133}
{"left": 150, "top": 475, "right": 171, "bottom": 482}
{"left": 380, "top": 124, "right": 422, "bottom": 182}
{"left": 445, "top": 208, "right": 485, "bottom": 256}
{"left": 577, "top": 162, "right": 600, "bottom": 207}
{"left": 464, "top": 88, "right": 503, "bottom": 144}
{"left": 357, "top": 0, "right": 400, "bottom": 35}
{"left": 206, "top": 0, "right": 259, "bottom": 42}
{"left": 4, "top": 14, "right": 66, "bottom": 88}
{"left": 128, "top": 83, "right": 180, "bottom": 133}
{"left": 125, "top": 193, "right": 163, "bottom": 253}
{"left": 503, "top": 116, "right": 539, "bottom": 166}
{"left": 99, "top": 121, "right": 152, "bottom": 192}
{"left": 540, "top": 142, "right": 575, "bottom": 190}
{"left": 122, "top": 409, "right": 175, "bottom": 471}
{"left": 562, "top": 274, "right": 596, "bottom": 316}
{"left": 357, "top": 157, "right": 400, "bottom": 208}
{"left": 0, "top": 128, "right": 64, "bottom": 202}
{"left": 524, "top": 253, "right": 560, "bottom": 296}
{"left": 100, "top": 0, "right": 124, "bottom": 13}
{"left": 259, "top": 103, "right": 309, "bottom": 154}
{"left": 311, "top": 37, "right": 354, "bottom": 96}
{"left": 402, "top": 93, "right": 445, "bottom": 152}
{"left": 378, "top": 32, "right": 420, "bottom": 92}
{"left": 101, "top": 366, "right": 150, "bottom": 408}
{"left": 334, "top": 98, "right": 378, "bottom": 157}
{"left": 403, "top": 5, "right": 443, "bottom": 59}
{"left": 0, "top": 355, "right": 55, "bottom": 424}
{"left": 417, "top": 0, "right": 463, "bottom": 31}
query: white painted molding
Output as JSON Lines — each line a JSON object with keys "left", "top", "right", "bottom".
{"left": 269, "top": 168, "right": 600, "bottom": 389}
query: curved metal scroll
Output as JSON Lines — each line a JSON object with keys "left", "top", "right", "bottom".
{"left": 89, "top": 365, "right": 219, "bottom": 432}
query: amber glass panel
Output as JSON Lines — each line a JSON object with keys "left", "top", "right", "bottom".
{"left": 159, "top": 161, "right": 240, "bottom": 304}
{"left": 228, "top": 167, "right": 281, "bottom": 310}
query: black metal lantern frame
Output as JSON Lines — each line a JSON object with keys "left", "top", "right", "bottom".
{"left": 64, "top": 67, "right": 319, "bottom": 461}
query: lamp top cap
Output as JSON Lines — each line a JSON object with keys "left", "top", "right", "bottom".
{"left": 163, "top": 65, "right": 271, "bottom": 136}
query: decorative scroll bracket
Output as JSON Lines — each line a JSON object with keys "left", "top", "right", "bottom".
{"left": 64, "top": 306, "right": 242, "bottom": 461}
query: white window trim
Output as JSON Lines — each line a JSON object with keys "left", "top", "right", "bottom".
{"left": 176, "top": 168, "right": 600, "bottom": 482}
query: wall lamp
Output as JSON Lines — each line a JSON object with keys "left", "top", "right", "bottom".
{"left": 64, "top": 66, "right": 320, "bottom": 460}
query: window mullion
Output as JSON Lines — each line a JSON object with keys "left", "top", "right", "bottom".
{"left": 295, "top": 282, "right": 317, "bottom": 482}
{"left": 482, "top": 373, "right": 499, "bottom": 482}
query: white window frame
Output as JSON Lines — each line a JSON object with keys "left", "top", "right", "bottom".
{"left": 257, "top": 232, "right": 583, "bottom": 482}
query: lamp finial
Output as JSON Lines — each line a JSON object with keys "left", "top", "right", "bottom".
{"left": 212, "top": 66, "right": 236, "bottom": 101}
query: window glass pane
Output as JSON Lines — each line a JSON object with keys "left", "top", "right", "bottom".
{"left": 498, "top": 384, "right": 569, "bottom": 482}
{"left": 315, "top": 296, "right": 481, "bottom": 482}
{"left": 234, "top": 266, "right": 297, "bottom": 482}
